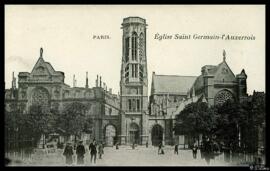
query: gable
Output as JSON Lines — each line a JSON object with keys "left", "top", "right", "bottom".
{"left": 214, "top": 62, "right": 236, "bottom": 82}
{"left": 32, "top": 65, "right": 50, "bottom": 76}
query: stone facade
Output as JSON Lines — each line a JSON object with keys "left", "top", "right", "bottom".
{"left": 5, "top": 48, "right": 121, "bottom": 146}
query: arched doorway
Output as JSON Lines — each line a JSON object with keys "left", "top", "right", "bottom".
{"left": 129, "top": 123, "right": 139, "bottom": 144}
{"left": 152, "top": 124, "right": 163, "bottom": 146}
{"left": 104, "top": 125, "right": 116, "bottom": 146}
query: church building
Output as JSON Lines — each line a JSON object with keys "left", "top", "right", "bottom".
{"left": 5, "top": 16, "right": 248, "bottom": 147}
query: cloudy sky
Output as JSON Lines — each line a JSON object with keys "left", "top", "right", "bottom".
{"left": 5, "top": 5, "right": 265, "bottom": 95}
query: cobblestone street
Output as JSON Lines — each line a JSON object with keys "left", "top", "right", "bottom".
{"left": 7, "top": 145, "right": 252, "bottom": 166}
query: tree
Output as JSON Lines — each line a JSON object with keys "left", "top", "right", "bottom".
{"left": 214, "top": 100, "right": 241, "bottom": 148}
{"left": 174, "top": 102, "right": 218, "bottom": 145}
{"left": 240, "top": 92, "right": 265, "bottom": 153}
{"left": 5, "top": 102, "right": 35, "bottom": 152}
{"left": 58, "top": 102, "right": 87, "bottom": 142}
{"left": 26, "top": 104, "right": 58, "bottom": 148}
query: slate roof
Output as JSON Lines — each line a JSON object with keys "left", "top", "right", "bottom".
{"left": 152, "top": 74, "right": 197, "bottom": 95}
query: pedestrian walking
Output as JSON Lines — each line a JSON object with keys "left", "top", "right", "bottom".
{"left": 161, "top": 147, "right": 165, "bottom": 155}
{"left": 63, "top": 142, "right": 74, "bottom": 165}
{"left": 192, "top": 145, "right": 198, "bottom": 159}
{"left": 158, "top": 142, "right": 162, "bottom": 155}
{"left": 116, "top": 142, "right": 119, "bottom": 150}
{"left": 132, "top": 142, "right": 135, "bottom": 149}
{"left": 146, "top": 141, "right": 148, "bottom": 148}
{"left": 98, "top": 142, "right": 104, "bottom": 159}
{"left": 76, "top": 140, "right": 85, "bottom": 165}
{"left": 89, "top": 140, "right": 97, "bottom": 164}
{"left": 174, "top": 144, "right": 178, "bottom": 155}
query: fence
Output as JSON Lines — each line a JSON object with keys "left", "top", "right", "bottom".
{"left": 5, "top": 136, "right": 35, "bottom": 164}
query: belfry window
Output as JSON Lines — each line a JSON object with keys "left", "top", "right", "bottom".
{"left": 128, "top": 99, "right": 132, "bottom": 111}
{"left": 131, "top": 64, "right": 138, "bottom": 78}
{"left": 135, "top": 64, "right": 138, "bottom": 78}
{"left": 132, "top": 32, "right": 138, "bottom": 61}
{"left": 132, "top": 99, "right": 136, "bottom": 111}
{"left": 137, "top": 99, "right": 140, "bottom": 111}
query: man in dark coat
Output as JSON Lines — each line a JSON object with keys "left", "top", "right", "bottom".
{"left": 192, "top": 145, "right": 198, "bottom": 159}
{"left": 89, "top": 140, "right": 97, "bottom": 164}
{"left": 174, "top": 144, "right": 179, "bottom": 155}
{"left": 63, "top": 142, "right": 74, "bottom": 165}
{"left": 76, "top": 141, "right": 85, "bottom": 165}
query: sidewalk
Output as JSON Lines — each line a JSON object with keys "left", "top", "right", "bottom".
{"left": 6, "top": 146, "right": 252, "bottom": 166}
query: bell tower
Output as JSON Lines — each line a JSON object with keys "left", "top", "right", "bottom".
{"left": 120, "top": 17, "right": 148, "bottom": 145}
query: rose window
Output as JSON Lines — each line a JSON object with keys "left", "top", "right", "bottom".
{"left": 31, "top": 88, "right": 49, "bottom": 108}
{"left": 214, "top": 90, "right": 234, "bottom": 105}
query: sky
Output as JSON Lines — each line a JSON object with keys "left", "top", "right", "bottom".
{"left": 5, "top": 5, "right": 265, "bottom": 95}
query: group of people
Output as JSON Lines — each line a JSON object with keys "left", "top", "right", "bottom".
{"left": 63, "top": 139, "right": 104, "bottom": 165}
{"left": 63, "top": 139, "right": 216, "bottom": 165}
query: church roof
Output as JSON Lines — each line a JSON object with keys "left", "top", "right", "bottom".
{"left": 152, "top": 74, "right": 197, "bottom": 95}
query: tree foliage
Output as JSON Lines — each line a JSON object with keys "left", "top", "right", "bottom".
{"left": 175, "top": 102, "right": 218, "bottom": 138}
{"left": 174, "top": 92, "right": 265, "bottom": 152}
{"left": 58, "top": 102, "right": 88, "bottom": 137}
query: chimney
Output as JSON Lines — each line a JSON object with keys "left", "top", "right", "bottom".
{"left": 12, "top": 72, "right": 16, "bottom": 89}
{"left": 86, "top": 72, "right": 89, "bottom": 88}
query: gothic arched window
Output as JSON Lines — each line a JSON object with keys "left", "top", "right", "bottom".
{"left": 214, "top": 90, "right": 234, "bottom": 106}
{"left": 131, "top": 32, "right": 138, "bottom": 61}
{"left": 125, "top": 37, "right": 130, "bottom": 62}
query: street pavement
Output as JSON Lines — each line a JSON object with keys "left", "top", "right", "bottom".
{"left": 7, "top": 145, "right": 250, "bottom": 166}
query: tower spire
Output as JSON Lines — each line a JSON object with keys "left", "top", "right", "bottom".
{"left": 96, "top": 75, "right": 99, "bottom": 87}
{"left": 100, "top": 76, "right": 102, "bottom": 87}
{"left": 223, "top": 49, "right": 226, "bottom": 61}
{"left": 40, "top": 47, "right": 43, "bottom": 58}
{"left": 73, "top": 74, "right": 76, "bottom": 87}
{"left": 12, "top": 71, "right": 16, "bottom": 89}
{"left": 86, "top": 72, "right": 89, "bottom": 88}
